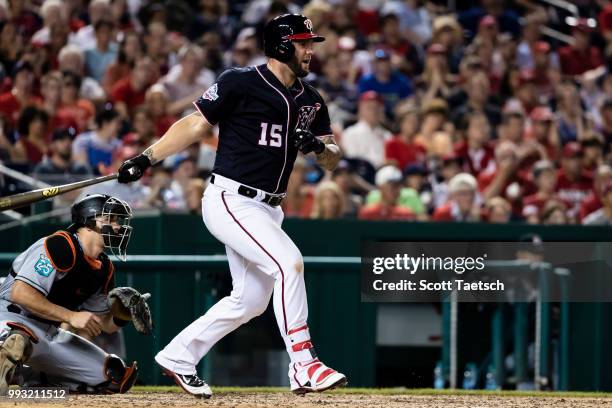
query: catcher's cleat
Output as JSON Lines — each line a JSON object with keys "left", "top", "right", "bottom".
{"left": 0, "top": 333, "right": 30, "bottom": 395}
{"left": 290, "top": 358, "right": 347, "bottom": 395}
{"left": 156, "top": 362, "right": 212, "bottom": 399}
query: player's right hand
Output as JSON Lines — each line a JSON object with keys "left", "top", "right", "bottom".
{"left": 69, "top": 311, "right": 103, "bottom": 338}
{"left": 117, "top": 154, "right": 152, "bottom": 183}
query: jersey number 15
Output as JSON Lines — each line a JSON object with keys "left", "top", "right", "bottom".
{"left": 258, "top": 122, "right": 283, "bottom": 147}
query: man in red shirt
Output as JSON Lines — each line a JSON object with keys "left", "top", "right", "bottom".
{"left": 558, "top": 18, "right": 603, "bottom": 76}
{"left": 384, "top": 104, "right": 426, "bottom": 170}
{"left": 556, "top": 142, "right": 593, "bottom": 219}
{"left": 433, "top": 172, "right": 481, "bottom": 222}
{"left": 111, "top": 57, "right": 156, "bottom": 118}
{"left": 359, "top": 165, "right": 415, "bottom": 221}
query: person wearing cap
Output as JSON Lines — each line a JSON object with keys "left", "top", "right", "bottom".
{"left": 525, "top": 106, "right": 560, "bottom": 160}
{"left": 358, "top": 48, "right": 413, "bottom": 118}
{"left": 414, "top": 98, "right": 450, "bottom": 149}
{"left": 530, "top": 41, "right": 558, "bottom": 98}
{"left": 34, "top": 127, "right": 92, "bottom": 184}
{"left": 385, "top": 103, "right": 426, "bottom": 170}
{"left": 422, "top": 43, "right": 455, "bottom": 101}
{"left": 0, "top": 61, "right": 42, "bottom": 129}
{"left": 431, "top": 15, "right": 464, "bottom": 73}
{"left": 364, "top": 163, "right": 426, "bottom": 219}
{"left": 521, "top": 159, "right": 564, "bottom": 221}
{"left": 582, "top": 180, "right": 612, "bottom": 225}
{"left": 556, "top": 141, "right": 593, "bottom": 218}
{"left": 340, "top": 90, "right": 391, "bottom": 168}
{"left": 358, "top": 165, "right": 416, "bottom": 221}
{"left": 580, "top": 164, "right": 612, "bottom": 221}
{"left": 558, "top": 17, "right": 603, "bottom": 76}
{"left": 433, "top": 172, "right": 481, "bottom": 222}
{"left": 454, "top": 111, "right": 495, "bottom": 177}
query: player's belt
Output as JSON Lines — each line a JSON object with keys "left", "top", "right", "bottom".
{"left": 210, "top": 174, "right": 285, "bottom": 207}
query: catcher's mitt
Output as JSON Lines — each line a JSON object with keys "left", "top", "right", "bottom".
{"left": 108, "top": 287, "right": 153, "bottom": 335}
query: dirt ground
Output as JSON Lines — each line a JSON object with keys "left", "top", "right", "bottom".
{"left": 0, "top": 391, "right": 611, "bottom": 408}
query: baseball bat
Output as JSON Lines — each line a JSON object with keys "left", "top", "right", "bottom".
{"left": 0, "top": 173, "right": 118, "bottom": 211}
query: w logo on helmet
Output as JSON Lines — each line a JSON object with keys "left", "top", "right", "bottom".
{"left": 304, "top": 19, "right": 313, "bottom": 31}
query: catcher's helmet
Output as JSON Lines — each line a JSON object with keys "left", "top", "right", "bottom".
{"left": 264, "top": 14, "right": 325, "bottom": 63}
{"left": 70, "top": 194, "right": 133, "bottom": 261}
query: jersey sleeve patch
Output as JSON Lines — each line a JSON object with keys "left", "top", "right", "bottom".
{"left": 34, "top": 254, "right": 55, "bottom": 277}
{"left": 202, "top": 83, "right": 218, "bottom": 101}
{"left": 44, "top": 232, "right": 76, "bottom": 272}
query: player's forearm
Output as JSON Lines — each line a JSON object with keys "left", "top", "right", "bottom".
{"left": 143, "top": 112, "right": 210, "bottom": 164}
{"left": 315, "top": 138, "right": 341, "bottom": 171}
{"left": 97, "top": 312, "right": 120, "bottom": 334}
{"left": 11, "top": 280, "right": 74, "bottom": 323}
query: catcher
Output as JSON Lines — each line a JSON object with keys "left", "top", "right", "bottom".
{"left": 0, "top": 194, "right": 152, "bottom": 394}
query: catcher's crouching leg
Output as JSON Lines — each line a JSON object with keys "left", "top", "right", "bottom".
{"left": 96, "top": 354, "right": 138, "bottom": 394}
{"left": 0, "top": 322, "right": 37, "bottom": 395}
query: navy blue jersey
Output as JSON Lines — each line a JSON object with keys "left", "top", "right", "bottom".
{"left": 193, "top": 64, "right": 332, "bottom": 194}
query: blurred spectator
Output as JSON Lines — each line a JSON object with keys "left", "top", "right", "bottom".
{"left": 450, "top": 70, "right": 501, "bottom": 128}
{"left": 0, "top": 61, "right": 41, "bottom": 129}
{"left": 365, "top": 167, "right": 426, "bottom": 219}
{"left": 359, "top": 165, "right": 415, "bottom": 221}
{"left": 341, "top": 91, "right": 391, "bottom": 168}
{"left": 185, "top": 177, "right": 207, "bottom": 215}
{"left": 317, "top": 54, "right": 357, "bottom": 120}
{"left": 583, "top": 180, "right": 612, "bottom": 225}
{"left": 522, "top": 160, "right": 564, "bottom": 222}
{"left": 58, "top": 44, "right": 106, "bottom": 101}
{"left": 558, "top": 18, "right": 603, "bottom": 77}
{"left": 421, "top": 43, "right": 456, "bottom": 102}
{"left": 111, "top": 57, "right": 156, "bottom": 118}
{"left": 484, "top": 196, "right": 512, "bottom": 223}
{"left": 375, "top": 13, "right": 422, "bottom": 76}
{"left": 103, "top": 31, "right": 144, "bottom": 94}
{"left": 540, "top": 199, "right": 569, "bottom": 224}
{"left": 330, "top": 160, "right": 365, "bottom": 218}
{"left": 598, "top": 97, "right": 612, "bottom": 144}
{"left": 504, "top": 68, "right": 539, "bottom": 114}
{"left": 31, "top": 0, "right": 67, "bottom": 46}
{"left": 57, "top": 71, "right": 96, "bottom": 133}
{"left": 33, "top": 127, "right": 92, "bottom": 185}
{"left": 580, "top": 164, "right": 612, "bottom": 221}
{"left": 431, "top": 15, "right": 464, "bottom": 74}
{"left": 454, "top": 111, "right": 494, "bottom": 177}
{"left": 122, "top": 106, "right": 157, "bottom": 148}
{"left": 556, "top": 142, "right": 593, "bottom": 219}
{"left": 358, "top": 49, "right": 413, "bottom": 118}
{"left": 84, "top": 20, "right": 118, "bottom": 83}
{"left": 70, "top": 0, "right": 111, "bottom": 51}
{"left": 385, "top": 103, "right": 425, "bottom": 170}
{"left": 164, "top": 155, "right": 197, "bottom": 210}
{"left": 310, "top": 181, "right": 346, "bottom": 220}
{"left": 282, "top": 156, "right": 314, "bottom": 218}
{"left": 404, "top": 163, "right": 433, "bottom": 212}
{"left": 498, "top": 110, "right": 525, "bottom": 144}
{"left": 581, "top": 136, "right": 605, "bottom": 172}
{"left": 72, "top": 106, "right": 121, "bottom": 172}
{"left": 41, "top": 71, "right": 78, "bottom": 135}
{"left": 555, "top": 79, "right": 587, "bottom": 144}
{"left": 531, "top": 41, "right": 559, "bottom": 100}
{"left": 160, "top": 44, "right": 214, "bottom": 116}
{"left": 458, "top": 0, "right": 521, "bottom": 40}
{"left": 414, "top": 98, "right": 450, "bottom": 151}
{"left": 13, "top": 106, "right": 49, "bottom": 164}
{"left": 517, "top": 12, "right": 550, "bottom": 70}
{"left": 431, "top": 154, "right": 462, "bottom": 208}
{"left": 380, "top": 1, "right": 432, "bottom": 46}
{"left": 525, "top": 106, "right": 560, "bottom": 160}
{"left": 144, "top": 83, "right": 177, "bottom": 138}
{"left": 143, "top": 21, "right": 169, "bottom": 71}
{"left": 433, "top": 172, "right": 481, "bottom": 222}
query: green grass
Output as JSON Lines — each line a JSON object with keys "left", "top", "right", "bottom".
{"left": 132, "top": 386, "right": 612, "bottom": 398}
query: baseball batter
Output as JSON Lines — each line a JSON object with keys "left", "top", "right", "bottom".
{"left": 0, "top": 194, "right": 152, "bottom": 394}
{"left": 118, "top": 14, "right": 346, "bottom": 398}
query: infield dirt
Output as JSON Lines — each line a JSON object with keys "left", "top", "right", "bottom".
{"left": 0, "top": 391, "right": 611, "bottom": 408}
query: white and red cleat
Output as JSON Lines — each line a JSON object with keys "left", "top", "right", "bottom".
{"left": 290, "top": 358, "right": 347, "bottom": 395}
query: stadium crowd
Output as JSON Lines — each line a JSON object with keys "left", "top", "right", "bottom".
{"left": 1, "top": 0, "right": 612, "bottom": 225}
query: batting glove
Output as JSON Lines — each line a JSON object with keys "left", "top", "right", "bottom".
{"left": 294, "top": 128, "right": 326, "bottom": 155}
{"left": 118, "top": 154, "right": 152, "bottom": 183}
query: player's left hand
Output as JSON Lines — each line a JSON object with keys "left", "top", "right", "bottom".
{"left": 108, "top": 287, "right": 153, "bottom": 335}
{"left": 293, "top": 128, "right": 326, "bottom": 155}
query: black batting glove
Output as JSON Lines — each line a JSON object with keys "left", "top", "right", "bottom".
{"left": 117, "top": 154, "right": 152, "bottom": 183}
{"left": 294, "top": 128, "right": 326, "bottom": 155}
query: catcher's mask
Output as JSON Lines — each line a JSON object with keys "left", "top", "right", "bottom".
{"left": 69, "top": 194, "right": 133, "bottom": 261}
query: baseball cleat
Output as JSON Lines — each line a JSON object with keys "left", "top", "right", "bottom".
{"left": 290, "top": 359, "right": 348, "bottom": 395}
{"left": 0, "top": 333, "right": 29, "bottom": 395}
{"left": 157, "top": 363, "right": 212, "bottom": 399}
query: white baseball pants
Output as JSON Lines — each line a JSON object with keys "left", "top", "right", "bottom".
{"left": 156, "top": 182, "right": 313, "bottom": 375}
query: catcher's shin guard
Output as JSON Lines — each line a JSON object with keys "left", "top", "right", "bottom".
{"left": 0, "top": 323, "right": 36, "bottom": 395}
{"left": 100, "top": 354, "right": 138, "bottom": 394}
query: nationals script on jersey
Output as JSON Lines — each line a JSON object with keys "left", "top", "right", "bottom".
{"left": 193, "top": 64, "right": 333, "bottom": 194}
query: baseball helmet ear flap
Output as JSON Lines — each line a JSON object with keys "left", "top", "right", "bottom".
{"left": 274, "top": 39, "right": 295, "bottom": 63}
